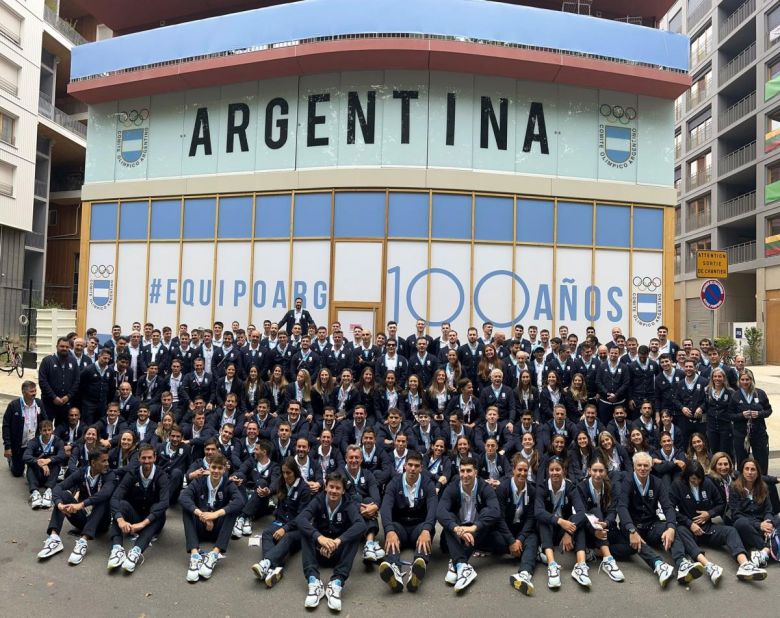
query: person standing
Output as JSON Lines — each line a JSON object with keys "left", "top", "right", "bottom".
{"left": 3, "top": 380, "right": 44, "bottom": 477}
{"left": 38, "top": 337, "right": 81, "bottom": 426}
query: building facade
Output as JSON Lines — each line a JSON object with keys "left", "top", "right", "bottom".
{"left": 666, "top": 0, "right": 780, "bottom": 363}
{"left": 70, "top": 0, "right": 689, "bottom": 340}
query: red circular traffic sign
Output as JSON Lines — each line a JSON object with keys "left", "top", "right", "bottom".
{"left": 700, "top": 279, "right": 725, "bottom": 310}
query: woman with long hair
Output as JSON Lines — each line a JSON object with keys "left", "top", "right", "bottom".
{"left": 567, "top": 431, "right": 593, "bottom": 484}
{"left": 265, "top": 364, "right": 289, "bottom": 414}
{"left": 445, "top": 378, "right": 483, "bottom": 428}
{"left": 539, "top": 434, "right": 568, "bottom": 483}
{"left": 539, "top": 371, "right": 563, "bottom": 424}
{"left": 285, "top": 368, "right": 314, "bottom": 422}
{"left": 443, "top": 349, "right": 462, "bottom": 391}
{"left": 729, "top": 369, "right": 772, "bottom": 474}
{"left": 627, "top": 428, "right": 651, "bottom": 458}
{"left": 250, "top": 457, "right": 312, "bottom": 586}
{"left": 424, "top": 437, "right": 452, "bottom": 494}
{"left": 450, "top": 435, "right": 475, "bottom": 479}
{"left": 686, "top": 432, "right": 712, "bottom": 472}
{"left": 565, "top": 373, "right": 589, "bottom": 423}
{"left": 357, "top": 366, "right": 377, "bottom": 422}
{"left": 729, "top": 458, "right": 775, "bottom": 568}
{"left": 515, "top": 369, "right": 539, "bottom": 421}
{"left": 311, "top": 367, "right": 335, "bottom": 422}
{"left": 108, "top": 430, "right": 138, "bottom": 480}
{"left": 426, "top": 368, "right": 455, "bottom": 429}
{"left": 670, "top": 460, "right": 767, "bottom": 582}
{"left": 243, "top": 365, "right": 265, "bottom": 415}
{"left": 597, "top": 431, "right": 632, "bottom": 480}
{"left": 374, "top": 369, "right": 401, "bottom": 424}
{"left": 402, "top": 373, "right": 424, "bottom": 421}
{"left": 516, "top": 432, "right": 541, "bottom": 485}
{"left": 576, "top": 457, "right": 625, "bottom": 582}
{"left": 152, "top": 412, "right": 176, "bottom": 448}
{"left": 476, "top": 344, "right": 506, "bottom": 393}
{"left": 704, "top": 367, "right": 733, "bottom": 457}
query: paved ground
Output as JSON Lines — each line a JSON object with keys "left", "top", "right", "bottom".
{"left": 1, "top": 364, "right": 779, "bottom": 617}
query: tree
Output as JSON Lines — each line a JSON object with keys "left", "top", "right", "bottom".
{"left": 744, "top": 327, "right": 763, "bottom": 365}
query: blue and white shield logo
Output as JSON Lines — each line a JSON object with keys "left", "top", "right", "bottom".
{"left": 635, "top": 293, "right": 659, "bottom": 323}
{"left": 604, "top": 126, "right": 631, "bottom": 164}
{"left": 88, "top": 274, "right": 114, "bottom": 311}
{"left": 599, "top": 104, "right": 637, "bottom": 169}
{"left": 632, "top": 276, "right": 661, "bottom": 328}
{"left": 115, "top": 108, "right": 149, "bottom": 168}
{"left": 119, "top": 128, "right": 145, "bottom": 164}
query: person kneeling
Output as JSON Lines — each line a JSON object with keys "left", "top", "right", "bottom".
{"left": 297, "top": 472, "right": 367, "bottom": 612}
{"left": 38, "top": 447, "right": 115, "bottom": 565}
{"left": 180, "top": 452, "right": 245, "bottom": 582}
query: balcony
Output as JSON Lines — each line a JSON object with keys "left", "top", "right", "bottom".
{"left": 719, "top": 0, "right": 755, "bottom": 41}
{"left": 686, "top": 207, "right": 711, "bottom": 232}
{"left": 687, "top": 86, "right": 711, "bottom": 110}
{"left": 726, "top": 240, "right": 756, "bottom": 264}
{"left": 687, "top": 0, "right": 712, "bottom": 30}
{"left": 25, "top": 231, "right": 45, "bottom": 250}
{"left": 690, "top": 40, "right": 713, "bottom": 68}
{"left": 718, "top": 191, "right": 756, "bottom": 221}
{"left": 38, "top": 93, "right": 87, "bottom": 140}
{"left": 719, "top": 141, "right": 755, "bottom": 176}
{"left": 719, "top": 42, "right": 756, "bottom": 85}
{"left": 34, "top": 178, "right": 48, "bottom": 199}
{"left": 718, "top": 91, "right": 755, "bottom": 130}
{"left": 688, "top": 167, "right": 712, "bottom": 191}
{"left": 687, "top": 124, "right": 713, "bottom": 151}
{"left": 43, "top": 6, "right": 88, "bottom": 46}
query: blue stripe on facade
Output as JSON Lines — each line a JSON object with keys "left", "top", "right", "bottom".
{"left": 475, "top": 196, "right": 513, "bottom": 242}
{"left": 72, "top": 0, "right": 689, "bottom": 78}
{"left": 432, "top": 194, "right": 471, "bottom": 239}
{"left": 294, "top": 193, "right": 331, "bottom": 237}
{"left": 256, "top": 194, "right": 291, "bottom": 237}
{"left": 557, "top": 201, "right": 593, "bottom": 246}
{"left": 150, "top": 199, "right": 181, "bottom": 239}
{"left": 633, "top": 207, "right": 664, "bottom": 249}
{"left": 388, "top": 193, "right": 428, "bottom": 238}
{"left": 218, "top": 196, "right": 253, "bottom": 238}
{"left": 595, "top": 204, "right": 630, "bottom": 247}
{"left": 334, "top": 192, "right": 385, "bottom": 238}
{"left": 183, "top": 197, "right": 216, "bottom": 239}
{"left": 119, "top": 201, "right": 148, "bottom": 240}
{"left": 90, "top": 202, "right": 118, "bottom": 241}
{"left": 516, "top": 199, "right": 554, "bottom": 243}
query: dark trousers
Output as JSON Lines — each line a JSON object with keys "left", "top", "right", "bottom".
{"left": 166, "top": 469, "right": 184, "bottom": 505}
{"left": 678, "top": 418, "right": 706, "bottom": 448}
{"left": 182, "top": 509, "right": 236, "bottom": 553}
{"left": 538, "top": 522, "right": 586, "bottom": 554}
{"left": 301, "top": 535, "right": 360, "bottom": 583}
{"left": 677, "top": 524, "right": 745, "bottom": 560}
{"left": 262, "top": 525, "right": 302, "bottom": 567}
{"left": 706, "top": 419, "right": 733, "bottom": 460}
{"left": 385, "top": 523, "right": 435, "bottom": 565}
{"left": 47, "top": 492, "right": 110, "bottom": 538}
{"left": 440, "top": 526, "right": 505, "bottom": 565}
{"left": 7, "top": 450, "right": 24, "bottom": 477}
{"left": 26, "top": 463, "right": 60, "bottom": 492}
{"left": 611, "top": 522, "right": 686, "bottom": 570}
{"left": 241, "top": 492, "right": 273, "bottom": 520}
{"left": 109, "top": 500, "right": 166, "bottom": 552}
{"left": 733, "top": 430, "right": 769, "bottom": 477}
{"left": 46, "top": 402, "right": 69, "bottom": 428}
{"left": 515, "top": 532, "right": 539, "bottom": 574}
{"left": 597, "top": 401, "right": 623, "bottom": 426}
{"left": 733, "top": 517, "right": 769, "bottom": 552}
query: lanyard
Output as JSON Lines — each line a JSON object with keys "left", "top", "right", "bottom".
{"left": 633, "top": 473, "right": 650, "bottom": 497}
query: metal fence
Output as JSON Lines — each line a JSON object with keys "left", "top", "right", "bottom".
{"left": 726, "top": 240, "right": 757, "bottom": 264}
{"left": 43, "top": 6, "right": 88, "bottom": 46}
{"left": 719, "top": 141, "right": 755, "bottom": 176}
{"left": 718, "top": 91, "right": 755, "bottom": 130}
{"left": 38, "top": 93, "right": 88, "bottom": 139}
{"left": 720, "top": 0, "right": 755, "bottom": 40}
{"left": 719, "top": 42, "right": 756, "bottom": 85}
{"left": 718, "top": 191, "right": 756, "bottom": 221}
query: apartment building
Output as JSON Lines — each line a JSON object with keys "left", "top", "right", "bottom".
{"left": 667, "top": 0, "right": 780, "bottom": 363}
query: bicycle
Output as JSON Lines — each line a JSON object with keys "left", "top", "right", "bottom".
{"left": 0, "top": 338, "right": 24, "bottom": 377}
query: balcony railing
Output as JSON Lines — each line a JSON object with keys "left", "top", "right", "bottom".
{"left": 43, "top": 6, "right": 88, "bottom": 46}
{"left": 34, "top": 178, "right": 47, "bottom": 198}
{"left": 687, "top": 0, "right": 712, "bottom": 29}
{"left": 690, "top": 40, "right": 713, "bottom": 67}
{"left": 38, "top": 93, "right": 87, "bottom": 139}
{"left": 50, "top": 173, "right": 84, "bottom": 193}
{"left": 685, "top": 251, "right": 703, "bottom": 273}
{"left": 719, "top": 141, "right": 755, "bottom": 176}
{"left": 726, "top": 240, "right": 756, "bottom": 264}
{"left": 718, "top": 191, "right": 756, "bottom": 221}
{"left": 719, "top": 0, "right": 755, "bottom": 41}
{"left": 719, "top": 42, "right": 756, "bottom": 85}
{"left": 25, "top": 231, "right": 45, "bottom": 250}
{"left": 686, "top": 207, "right": 711, "bottom": 231}
{"left": 687, "top": 85, "right": 711, "bottom": 109}
{"left": 688, "top": 166, "right": 712, "bottom": 191}
{"left": 687, "top": 124, "right": 713, "bottom": 150}
{"left": 718, "top": 91, "right": 756, "bottom": 130}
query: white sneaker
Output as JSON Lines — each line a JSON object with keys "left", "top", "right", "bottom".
{"left": 325, "top": 580, "right": 343, "bottom": 611}
{"left": 654, "top": 562, "right": 674, "bottom": 588}
{"left": 265, "top": 565, "right": 284, "bottom": 588}
{"left": 304, "top": 579, "right": 325, "bottom": 608}
{"left": 454, "top": 564, "right": 477, "bottom": 591}
{"left": 373, "top": 541, "right": 386, "bottom": 560}
{"left": 547, "top": 562, "right": 561, "bottom": 589}
{"left": 599, "top": 556, "right": 625, "bottom": 582}
{"left": 37, "top": 535, "right": 64, "bottom": 559}
{"left": 107, "top": 545, "right": 125, "bottom": 570}
{"left": 187, "top": 553, "right": 202, "bottom": 582}
{"left": 41, "top": 488, "right": 53, "bottom": 509}
{"left": 538, "top": 547, "right": 548, "bottom": 564}
{"left": 30, "top": 490, "right": 43, "bottom": 509}
{"left": 510, "top": 571, "right": 535, "bottom": 596}
{"left": 232, "top": 517, "right": 244, "bottom": 539}
{"left": 737, "top": 561, "right": 767, "bottom": 581}
{"left": 571, "top": 562, "right": 592, "bottom": 588}
{"left": 68, "top": 539, "right": 88, "bottom": 565}
{"left": 677, "top": 559, "right": 704, "bottom": 584}
{"left": 363, "top": 542, "right": 377, "bottom": 564}
{"left": 251, "top": 558, "right": 270, "bottom": 580}
{"left": 198, "top": 551, "right": 218, "bottom": 579}
{"left": 121, "top": 546, "right": 143, "bottom": 573}
{"left": 751, "top": 550, "right": 768, "bottom": 568}
{"left": 444, "top": 560, "right": 458, "bottom": 585}
{"left": 705, "top": 563, "right": 723, "bottom": 586}
{"left": 379, "top": 561, "right": 404, "bottom": 592}
{"left": 242, "top": 518, "right": 253, "bottom": 536}
{"left": 407, "top": 557, "right": 427, "bottom": 592}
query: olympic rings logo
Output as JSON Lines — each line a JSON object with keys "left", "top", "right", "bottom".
{"left": 600, "top": 104, "right": 637, "bottom": 125}
{"left": 91, "top": 264, "right": 114, "bottom": 278}
{"left": 632, "top": 276, "right": 661, "bottom": 292}
{"left": 118, "top": 109, "right": 150, "bottom": 126}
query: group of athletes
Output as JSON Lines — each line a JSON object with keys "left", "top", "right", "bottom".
{"left": 2, "top": 305, "right": 777, "bottom": 611}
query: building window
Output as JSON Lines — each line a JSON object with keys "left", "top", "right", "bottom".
{"left": 767, "top": 215, "right": 780, "bottom": 257}
{"left": 674, "top": 206, "right": 681, "bottom": 235}
{"left": 0, "top": 2, "right": 22, "bottom": 45}
{"left": 766, "top": 161, "right": 780, "bottom": 204}
{"left": 769, "top": 56, "right": 780, "bottom": 81}
{"left": 687, "top": 113, "right": 712, "bottom": 150}
{"left": 0, "top": 110, "right": 15, "bottom": 146}
{"left": 674, "top": 132, "right": 682, "bottom": 159}
{"left": 686, "top": 195, "right": 711, "bottom": 231}
{"left": 674, "top": 244, "right": 681, "bottom": 275}
{"left": 48, "top": 208, "right": 58, "bottom": 226}
{"left": 768, "top": 161, "right": 780, "bottom": 184}
{"left": 0, "top": 54, "right": 18, "bottom": 96}
{"left": 767, "top": 108, "right": 780, "bottom": 153}
{"left": 688, "top": 70, "right": 711, "bottom": 107}
{"left": 690, "top": 25, "right": 712, "bottom": 66}
{"left": 770, "top": 5, "right": 780, "bottom": 46}
{"left": 686, "top": 236, "right": 711, "bottom": 272}
{"left": 71, "top": 253, "right": 79, "bottom": 309}
{"left": 688, "top": 152, "right": 712, "bottom": 190}
{"left": 0, "top": 159, "right": 13, "bottom": 196}
{"left": 675, "top": 166, "right": 682, "bottom": 194}
{"left": 669, "top": 10, "right": 682, "bottom": 33}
